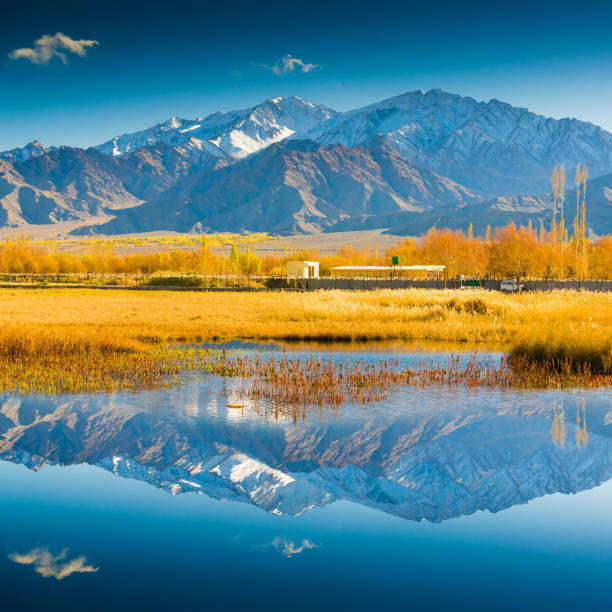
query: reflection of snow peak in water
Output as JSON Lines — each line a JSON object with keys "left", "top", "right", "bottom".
{"left": 0, "top": 369, "right": 611, "bottom": 522}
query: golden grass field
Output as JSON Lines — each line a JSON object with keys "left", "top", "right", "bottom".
{"left": 1, "top": 287, "right": 609, "bottom": 342}
{"left": 1, "top": 288, "right": 611, "bottom": 393}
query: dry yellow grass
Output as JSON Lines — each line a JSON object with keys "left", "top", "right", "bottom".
{"left": 0, "top": 329, "right": 193, "bottom": 394}
{"left": 0, "top": 288, "right": 610, "bottom": 345}
{"left": 0, "top": 288, "right": 610, "bottom": 394}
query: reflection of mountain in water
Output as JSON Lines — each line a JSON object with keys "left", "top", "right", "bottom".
{"left": 1, "top": 386, "right": 611, "bottom": 522}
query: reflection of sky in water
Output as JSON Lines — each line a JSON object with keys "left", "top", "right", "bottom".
{"left": 1, "top": 346, "right": 612, "bottom": 610}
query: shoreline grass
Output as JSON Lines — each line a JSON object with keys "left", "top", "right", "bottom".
{"left": 1, "top": 288, "right": 610, "bottom": 343}
{"left": 0, "top": 288, "right": 610, "bottom": 395}
{"left": 206, "top": 351, "right": 612, "bottom": 411}
{"left": 0, "top": 330, "right": 214, "bottom": 394}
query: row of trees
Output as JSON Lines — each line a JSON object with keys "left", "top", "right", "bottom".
{"left": 550, "top": 163, "right": 590, "bottom": 277}
{"left": 1, "top": 222, "right": 611, "bottom": 279}
{"left": 386, "top": 224, "right": 612, "bottom": 279}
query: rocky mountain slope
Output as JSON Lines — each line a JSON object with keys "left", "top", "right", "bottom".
{"left": 84, "top": 140, "right": 481, "bottom": 234}
{"left": 96, "top": 96, "right": 338, "bottom": 159}
{"left": 0, "top": 141, "right": 227, "bottom": 227}
{"left": 315, "top": 89, "right": 612, "bottom": 196}
{"left": 415, "top": 170, "right": 612, "bottom": 237}
{"left": 2, "top": 89, "right": 612, "bottom": 235}
{"left": 0, "top": 140, "right": 49, "bottom": 164}
{"left": 0, "top": 158, "right": 87, "bottom": 226}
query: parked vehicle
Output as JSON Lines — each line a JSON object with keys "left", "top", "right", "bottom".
{"left": 500, "top": 280, "right": 526, "bottom": 293}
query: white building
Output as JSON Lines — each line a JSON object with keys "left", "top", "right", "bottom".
{"left": 286, "top": 261, "right": 320, "bottom": 283}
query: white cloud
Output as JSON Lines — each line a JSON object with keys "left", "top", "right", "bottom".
{"left": 8, "top": 32, "right": 99, "bottom": 65}
{"left": 9, "top": 548, "right": 99, "bottom": 580}
{"left": 272, "top": 537, "right": 319, "bottom": 558}
{"left": 271, "top": 54, "right": 318, "bottom": 75}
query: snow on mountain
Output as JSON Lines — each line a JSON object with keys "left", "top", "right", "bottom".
{"left": 4, "top": 88, "right": 612, "bottom": 234}
{"left": 96, "top": 116, "right": 229, "bottom": 158}
{"left": 0, "top": 141, "right": 49, "bottom": 164}
{"left": 315, "top": 89, "right": 612, "bottom": 196}
{"left": 92, "top": 89, "right": 612, "bottom": 199}
{"left": 3, "top": 392, "right": 612, "bottom": 522}
{"left": 95, "top": 96, "right": 338, "bottom": 159}
{"left": 82, "top": 139, "right": 481, "bottom": 235}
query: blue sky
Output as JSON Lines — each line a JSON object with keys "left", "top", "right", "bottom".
{"left": 3, "top": 0, "right": 612, "bottom": 150}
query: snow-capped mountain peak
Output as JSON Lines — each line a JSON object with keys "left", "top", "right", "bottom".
{"left": 315, "top": 88, "right": 612, "bottom": 195}
{"left": 97, "top": 116, "right": 201, "bottom": 157}
{"left": 95, "top": 96, "right": 339, "bottom": 159}
{"left": 90, "top": 89, "right": 612, "bottom": 196}
{"left": 4, "top": 88, "right": 612, "bottom": 235}
{"left": 0, "top": 140, "right": 48, "bottom": 163}
{"left": 3, "top": 393, "right": 612, "bottom": 523}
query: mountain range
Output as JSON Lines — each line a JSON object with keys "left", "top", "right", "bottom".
{"left": 1, "top": 386, "right": 610, "bottom": 522}
{"left": 2, "top": 89, "right": 612, "bottom": 236}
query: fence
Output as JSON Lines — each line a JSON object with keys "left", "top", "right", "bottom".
{"left": 0, "top": 272, "right": 611, "bottom": 292}
{"left": 305, "top": 278, "right": 461, "bottom": 290}
{"left": 0, "top": 272, "right": 282, "bottom": 289}
{"left": 304, "top": 277, "right": 612, "bottom": 292}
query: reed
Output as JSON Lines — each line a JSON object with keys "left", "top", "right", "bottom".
{"left": 0, "top": 288, "right": 608, "bottom": 345}
{"left": 203, "top": 349, "right": 611, "bottom": 413}
{"left": 0, "top": 328, "right": 211, "bottom": 394}
{"left": 0, "top": 288, "right": 610, "bottom": 395}
{"left": 510, "top": 334, "right": 612, "bottom": 376}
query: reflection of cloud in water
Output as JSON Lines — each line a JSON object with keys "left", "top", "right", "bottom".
{"left": 9, "top": 548, "right": 99, "bottom": 580}
{"left": 272, "top": 537, "right": 319, "bottom": 558}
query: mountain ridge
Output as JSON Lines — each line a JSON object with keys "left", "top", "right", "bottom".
{"left": 79, "top": 139, "right": 482, "bottom": 235}
{"left": 2, "top": 392, "right": 612, "bottom": 522}
{"left": 90, "top": 88, "right": 612, "bottom": 197}
{"left": 95, "top": 95, "right": 338, "bottom": 159}
{"left": 2, "top": 89, "right": 612, "bottom": 236}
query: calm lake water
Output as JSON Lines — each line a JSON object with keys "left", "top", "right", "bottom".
{"left": 2, "top": 345, "right": 612, "bottom": 611}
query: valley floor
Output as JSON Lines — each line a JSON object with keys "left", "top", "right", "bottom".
{"left": 1, "top": 287, "right": 610, "bottom": 346}
{"left": 1, "top": 288, "right": 610, "bottom": 394}
{"left": 0, "top": 227, "right": 401, "bottom": 255}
